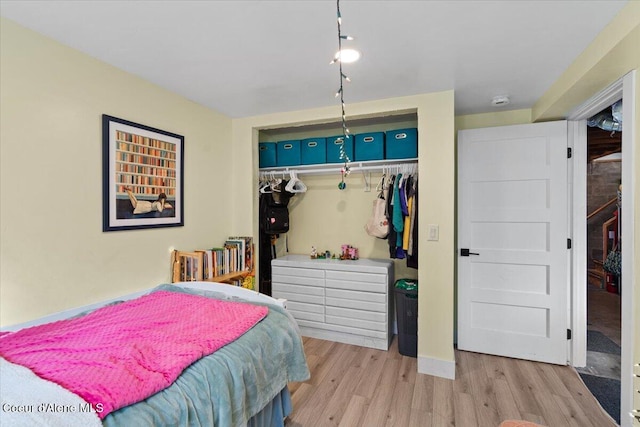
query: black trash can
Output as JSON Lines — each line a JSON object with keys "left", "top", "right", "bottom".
{"left": 394, "top": 279, "right": 418, "bottom": 357}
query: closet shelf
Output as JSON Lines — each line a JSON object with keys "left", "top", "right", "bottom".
{"left": 258, "top": 158, "right": 417, "bottom": 176}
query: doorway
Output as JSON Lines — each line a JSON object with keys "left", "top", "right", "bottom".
{"left": 569, "top": 71, "right": 636, "bottom": 426}
{"left": 577, "top": 101, "right": 622, "bottom": 424}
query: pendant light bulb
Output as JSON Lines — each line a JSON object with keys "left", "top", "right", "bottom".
{"left": 333, "top": 49, "right": 361, "bottom": 64}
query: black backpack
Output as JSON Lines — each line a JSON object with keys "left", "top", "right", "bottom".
{"left": 260, "top": 185, "right": 293, "bottom": 235}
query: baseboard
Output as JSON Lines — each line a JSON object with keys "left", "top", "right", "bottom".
{"left": 417, "top": 355, "right": 456, "bottom": 379}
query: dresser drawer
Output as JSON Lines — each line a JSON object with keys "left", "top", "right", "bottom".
{"left": 325, "top": 297, "right": 386, "bottom": 313}
{"left": 325, "top": 288, "right": 387, "bottom": 304}
{"left": 326, "top": 306, "right": 386, "bottom": 323}
{"left": 289, "top": 309, "right": 324, "bottom": 323}
{"left": 325, "top": 278, "right": 387, "bottom": 294}
{"left": 272, "top": 266, "right": 324, "bottom": 279}
{"left": 325, "top": 270, "right": 387, "bottom": 284}
{"left": 325, "top": 315, "right": 386, "bottom": 332}
{"left": 272, "top": 271, "right": 324, "bottom": 288}
{"left": 272, "top": 282, "right": 323, "bottom": 297}
{"left": 272, "top": 288, "right": 324, "bottom": 305}
{"left": 285, "top": 300, "right": 324, "bottom": 315}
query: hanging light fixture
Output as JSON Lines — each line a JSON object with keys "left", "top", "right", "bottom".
{"left": 331, "top": 0, "right": 358, "bottom": 190}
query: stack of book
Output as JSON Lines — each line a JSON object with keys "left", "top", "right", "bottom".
{"left": 172, "top": 237, "right": 254, "bottom": 288}
{"left": 199, "top": 236, "right": 253, "bottom": 280}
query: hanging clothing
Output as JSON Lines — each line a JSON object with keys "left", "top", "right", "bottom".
{"left": 407, "top": 176, "right": 417, "bottom": 257}
{"left": 386, "top": 175, "right": 398, "bottom": 259}
{"left": 385, "top": 171, "right": 418, "bottom": 266}
{"left": 392, "top": 173, "right": 404, "bottom": 235}
{"left": 407, "top": 179, "right": 418, "bottom": 269}
{"left": 402, "top": 176, "right": 414, "bottom": 251}
{"left": 392, "top": 174, "right": 406, "bottom": 259}
{"left": 393, "top": 173, "right": 407, "bottom": 259}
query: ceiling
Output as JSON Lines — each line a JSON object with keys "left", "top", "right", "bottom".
{"left": 0, "top": 0, "right": 629, "bottom": 118}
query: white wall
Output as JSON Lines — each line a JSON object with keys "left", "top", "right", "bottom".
{"left": 0, "top": 18, "right": 233, "bottom": 326}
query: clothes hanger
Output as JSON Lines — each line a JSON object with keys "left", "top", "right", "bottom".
{"left": 259, "top": 172, "right": 274, "bottom": 193}
{"left": 259, "top": 176, "right": 273, "bottom": 193}
{"left": 375, "top": 174, "right": 386, "bottom": 192}
{"left": 270, "top": 172, "right": 282, "bottom": 192}
{"left": 285, "top": 170, "right": 307, "bottom": 193}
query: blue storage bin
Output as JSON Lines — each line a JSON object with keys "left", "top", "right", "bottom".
{"left": 301, "top": 137, "right": 327, "bottom": 165}
{"left": 326, "top": 135, "right": 354, "bottom": 163}
{"left": 258, "top": 142, "right": 277, "bottom": 168}
{"left": 355, "top": 132, "right": 385, "bottom": 161}
{"left": 276, "top": 140, "right": 301, "bottom": 166}
{"left": 386, "top": 128, "right": 418, "bottom": 159}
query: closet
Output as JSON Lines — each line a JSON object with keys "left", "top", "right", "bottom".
{"left": 257, "top": 113, "right": 420, "bottom": 298}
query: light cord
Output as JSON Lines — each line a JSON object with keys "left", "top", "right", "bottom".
{"left": 334, "top": 0, "right": 351, "bottom": 182}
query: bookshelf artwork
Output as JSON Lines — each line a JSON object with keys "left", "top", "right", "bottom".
{"left": 172, "top": 237, "right": 255, "bottom": 289}
{"left": 102, "top": 115, "right": 184, "bottom": 231}
{"left": 115, "top": 130, "right": 177, "bottom": 198}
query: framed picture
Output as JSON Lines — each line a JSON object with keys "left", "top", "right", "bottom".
{"left": 102, "top": 115, "right": 184, "bottom": 231}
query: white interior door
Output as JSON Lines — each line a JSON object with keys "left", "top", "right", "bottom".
{"left": 457, "top": 121, "right": 569, "bottom": 365}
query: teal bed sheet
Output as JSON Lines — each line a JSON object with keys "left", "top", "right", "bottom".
{"left": 102, "top": 284, "right": 309, "bottom": 427}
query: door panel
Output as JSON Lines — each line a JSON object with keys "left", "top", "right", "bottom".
{"left": 457, "top": 121, "right": 568, "bottom": 365}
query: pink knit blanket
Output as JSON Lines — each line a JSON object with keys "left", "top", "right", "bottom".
{"left": 0, "top": 290, "right": 268, "bottom": 418}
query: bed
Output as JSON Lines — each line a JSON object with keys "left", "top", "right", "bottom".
{"left": 0, "top": 281, "right": 310, "bottom": 427}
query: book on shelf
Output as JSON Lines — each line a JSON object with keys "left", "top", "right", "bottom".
{"left": 225, "top": 239, "right": 246, "bottom": 272}
{"left": 228, "top": 236, "right": 254, "bottom": 273}
{"left": 172, "top": 251, "right": 203, "bottom": 282}
{"left": 207, "top": 247, "right": 225, "bottom": 277}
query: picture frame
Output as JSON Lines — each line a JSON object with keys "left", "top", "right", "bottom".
{"left": 102, "top": 115, "right": 184, "bottom": 231}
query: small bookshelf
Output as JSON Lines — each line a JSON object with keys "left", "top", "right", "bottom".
{"left": 171, "top": 237, "right": 254, "bottom": 288}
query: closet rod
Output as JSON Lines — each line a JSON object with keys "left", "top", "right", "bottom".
{"left": 259, "top": 159, "right": 418, "bottom": 176}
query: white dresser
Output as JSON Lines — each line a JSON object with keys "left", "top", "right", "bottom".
{"left": 271, "top": 254, "right": 394, "bottom": 350}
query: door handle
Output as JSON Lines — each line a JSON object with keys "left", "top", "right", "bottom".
{"left": 460, "top": 249, "right": 480, "bottom": 257}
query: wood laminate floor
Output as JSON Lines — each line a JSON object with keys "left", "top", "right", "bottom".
{"left": 286, "top": 337, "right": 616, "bottom": 427}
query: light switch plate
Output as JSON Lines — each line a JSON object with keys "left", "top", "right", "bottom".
{"left": 427, "top": 224, "right": 439, "bottom": 241}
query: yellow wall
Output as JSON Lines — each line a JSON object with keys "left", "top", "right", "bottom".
{"left": 455, "top": 108, "right": 532, "bottom": 131}
{"left": 233, "top": 92, "right": 456, "bottom": 366}
{"left": 0, "top": 18, "right": 233, "bottom": 326}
